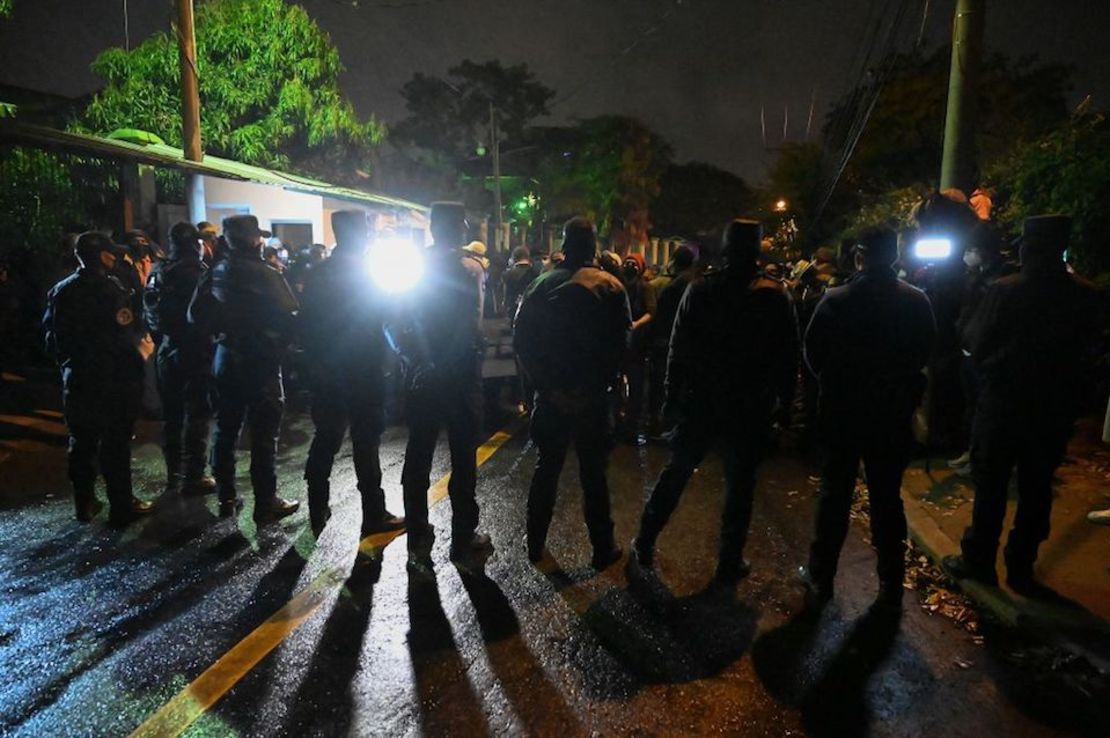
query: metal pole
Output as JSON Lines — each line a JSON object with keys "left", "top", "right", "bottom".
{"left": 490, "top": 102, "right": 503, "bottom": 253}
{"left": 176, "top": 0, "right": 206, "bottom": 222}
{"left": 939, "top": 0, "right": 985, "bottom": 194}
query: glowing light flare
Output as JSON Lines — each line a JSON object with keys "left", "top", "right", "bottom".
{"left": 914, "top": 238, "right": 953, "bottom": 260}
{"left": 366, "top": 236, "right": 425, "bottom": 294}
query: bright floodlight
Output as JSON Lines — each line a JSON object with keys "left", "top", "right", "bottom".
{"left": 914, "top": 237, "right": 953, "bottom": 260}
{"left": 367, "top": 236, "right": 424, "bottom": 293}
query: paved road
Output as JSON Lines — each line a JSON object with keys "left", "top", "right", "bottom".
{"left": 0, "top": 390, "right": 1094, "bottom": 737}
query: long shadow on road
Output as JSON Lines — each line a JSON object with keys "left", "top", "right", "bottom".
{"left": 752, "top": 606, "right": 903, "bottom": 738}
{"left": 458, "top": 562, "right": 587, "bottom": 736}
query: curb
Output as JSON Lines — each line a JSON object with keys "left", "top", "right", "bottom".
{"left": 903, "top": 491, "right": 1110, "bottom": 672}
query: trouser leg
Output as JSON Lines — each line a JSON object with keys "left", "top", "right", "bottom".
{"left": 576, "top": 405, "right": 616, "bottom": 553}
{"left": 211, "top": 349, "right": 247, "bottom": 503}
{"left": 647, "top": 347, "right": 668, "bottom": 432}
{"left": 157, "top": 350, "right": 185, "bottom": 483}
{"left": 1004, "top": 430, "right": 1067, "bottom": 572}
{"left": 960, "top": 410, "right": 1017, "bottom": 568}
{"left": 637, "top": 414, "right": 714, "bottom": 548}
{"left": 304, "top": 390, "right": 347, "bottom": 513}
{"left": 446, "top": 376, "right": 481, "bottom": 539}
{"left": 807, "top": 443, "right": 861, "bottom": 588}
{"left": 350, "top": 401, "right": 386, "bottom": 522}
{"left": 401, "top": 389, "right": 441, "bottom": 547}
{"left": 717, "top": 426, "right": 767, "bottom": 577}
{"left": 99, "top": 399, "right": 137, "bottom": 510}
{"left": 181, "top": 367, "right": 212, "bottom": 481}
{"left": 862, "top": 448, "right": 910, "bottom": 588}
{"left": 67, "top": 423, "right": 101, "bottom": 502}
{"left": 247, "top": 373, "right": 284, "bottom": 503}
{"left": 526, "top": 401, "right": 571, "bottom": 553}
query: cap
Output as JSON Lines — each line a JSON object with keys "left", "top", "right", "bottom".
{"left": 222, "top": 214, "right": 271, "bottom": 243}
{"left": 722, "top": 219, "right": 763, "bottom": 264}
{"left": 74, "top": 231, "right": 125, "bottom": 261}
{"left": 464, "top": 241, "right": 488, "bottom": 257}
{"left": 197, "top": 221, "right": 218, "bottom": 239}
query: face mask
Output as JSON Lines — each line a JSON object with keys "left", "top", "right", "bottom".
{"left": 963, "top": 250, "right": 983, "bottom": 268}
{"left": 622, "top": 265, "right": 639, "bottom": 279}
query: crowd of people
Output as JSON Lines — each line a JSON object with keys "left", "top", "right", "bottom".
{"left": 38, "top": 191, "right": 1102, "bottom": 612}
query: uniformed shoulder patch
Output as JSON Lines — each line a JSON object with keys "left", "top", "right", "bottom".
{"left": 116, "top": 307, "right": 135, "bottom": 326}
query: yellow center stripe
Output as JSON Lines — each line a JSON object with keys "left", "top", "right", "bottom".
{"left": 130, "top": 414, "right": 525, "bottom": 738}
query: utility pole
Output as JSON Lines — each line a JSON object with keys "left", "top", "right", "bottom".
{"left": 939, "top": 0, "right": 985, "bottom": 194}
{"left": 490, "top": 101, "right": 503, "bottom": 253}
{"left": 176, "top": 0, "right": 205, "bottom": 223}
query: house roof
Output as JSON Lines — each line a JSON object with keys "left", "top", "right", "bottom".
{"left": 0, "top": 120, "right": 428, "bottom": 214}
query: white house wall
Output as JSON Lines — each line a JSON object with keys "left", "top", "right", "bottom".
{"left": 202, "top": 177, "right": 324, "bottom": 244}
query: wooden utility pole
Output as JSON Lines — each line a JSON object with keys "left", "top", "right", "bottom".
{"left": 490, "top": 102, "right": 503, "bottom": 252}
{"left": 176, "top": 0, "right": 205, "bottom": 222}
{"left": 940, "top": 0, "right": 985, "bottom": 194}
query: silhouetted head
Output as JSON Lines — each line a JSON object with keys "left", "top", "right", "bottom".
{"left": 672, "top": 243, "right": 697, "bottom": 271}
{"left": 1020, "top": 215, "right": 1070, "bottom": 271}
{"left": 429, "top": 201, "right": 467, "bottom": 249}
{"left": 511, "top": 245, "right": 530, "bottom": 263}
{"left": 332, "top": 210, "right": 370, "bottom": 254}
{"left": 222, "top": 215, "right": 270, "bottom": 250}
{"left": 854, "top": 225, "right": 899, "bottom": 270}
{"left": 721, "top": 219, "right": 762, "bottom": 269}
{"left": 169, "top": 221, "right": 201, "bottom": 259}
{"left": 74, "top": 231, "right": 124, "bottom": 271}
{"left": 561, "top": 216, "right": 597, "bottom": 265}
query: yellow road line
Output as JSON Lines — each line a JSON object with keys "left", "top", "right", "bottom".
{"left": 130, "top": 414, "right": 525, "bottom": 738}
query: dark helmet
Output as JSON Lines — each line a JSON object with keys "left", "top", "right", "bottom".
{"left": 332, "top": 209, "right": 369, "bottom": 249}
{"left": 1020, "top": 214, "right": 1071, "bottom": 266}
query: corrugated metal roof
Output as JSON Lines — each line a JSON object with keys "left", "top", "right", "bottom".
{"left": 0, "top": 120, "right": 428, "bottom": 213}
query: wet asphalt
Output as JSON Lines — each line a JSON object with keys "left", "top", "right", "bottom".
{"left": 0, "top": 387, "right": 1091, "bottom": 737}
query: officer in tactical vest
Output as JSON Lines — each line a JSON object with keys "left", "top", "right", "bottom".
{"left": 144, "top": 221, "right": 215, "bottom": 495}
{"left": 300, "top": 210, "right": 405, "bottom": 538}
{"left": 43, "top": 232, "right": 154, "bottom": 527}
{"left": 189, "top": 215, "right": 299, "bottom": 524}
{"left": 633, "top": 219, "right": 799, "bottom": 587}
{"left": 393, "top": 202, "right": 491, "bottom": 566}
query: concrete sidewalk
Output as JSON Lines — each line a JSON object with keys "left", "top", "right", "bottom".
{"left": 901, "top": 418, "right": 1110, "bottom": 666}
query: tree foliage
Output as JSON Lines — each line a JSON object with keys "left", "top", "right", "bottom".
{"left": 651, "top": 162, "right": 753, "bottom": 237}
{"left": 392, "top": 59, "right": 554, "bottom": 163}
{"left": 827, "top": 48, "right": 1072, "bottom": 196}
{"left": 988, "top": 105, "right": 1110, "bottom": 276}
{"left": 79, "top": 0, "right": 383, "bottom": 182}
{"left": 537, "top": 116, "right": 673, "bottom": 237}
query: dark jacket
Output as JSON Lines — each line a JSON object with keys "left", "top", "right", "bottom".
{"left": 668, "top": 267, "right": 799, "bottom": 419}
{"left": 392, "top": 245, "right": 485, "bottom": 387}
{"left": 514, "top": 262, "right": 631, "bottom": 397}
{"left": 298, "top": 248, "right": 387, "bottom": 398}
{"left": 805, "top": 267, "right": 936, "bottom": 437}
{"left": 143, "top": 249, "right": 209, "bottom": 352}
{"left": 188, "top": 246, "right": 298, "bottom": 366}
{"left": 44, "top": 267, "right": 145, "bottom": 400}
{"left": 963, "top": 264, "right": 1101, "bottom": 426}
{"left": 651, "top": 267, "right": 696, "bottom": 350}
{"left": 504, "top": 260, "right": 540, "bottom": 319}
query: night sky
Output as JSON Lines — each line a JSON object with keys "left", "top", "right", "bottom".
{"left": 1, "top": 0, "right": 1107, "bottom": 182}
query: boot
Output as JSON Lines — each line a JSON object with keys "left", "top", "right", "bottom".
{"left": 74, "top": 493, "right": 103, "bottom": 523}
{"left": 108, "top": 497, "right": 154, "bottom": 528}
{"left": 253, "top": 496, "right": 300, "bottom": 525}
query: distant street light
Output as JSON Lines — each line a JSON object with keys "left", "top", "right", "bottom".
{"left": 774, "top": 199, "right": 788, "bottom": 213}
